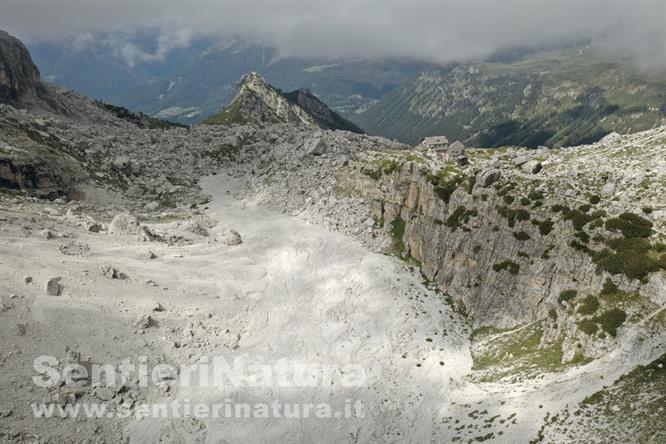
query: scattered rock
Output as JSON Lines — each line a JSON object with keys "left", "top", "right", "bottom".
{"left": 59, "top": 241, "right": 90, "bottom": 256}
{"left": 147, "top": 250, "right": 158, "bottom": 259}
{"left": 303, "top": 136, "right": 328, "bottom": 156}
{"left": 476, "top": 169, "right": 501, "bottom": 187}
{"left": 151, "top": 301, "right": 164, "bottom": 312}
{"left": 601, "top": 182, "right": 616, "bottom": 197}
{"left": 86, "top": 222, "right": 103, "bottom": 233}
{"left": 133, "top": 314, "right": 153, "bottom": 329}
{"left": 44, "top": 277, "right": 63, "bottom": 296}
{"left": 220, "top": 229, "right": 242, "bottom": 246}
{"left": 108, "top": 212, "right": 156, "bottom": 241}
{"left": 522, "top": 160, "right": 542, "bottom": 174}
{"left": 99, "top": 264, "right": 129, "bottom": 280}
{"left": 111, "top": 156, "right": 132, "bottom": 175}
{"left": 144, "top": 200, "right": 160, "bottom": 211}
{"left": 512, "top": 155, "right": 531, "bottom": 166}
{"left": 94, "top": 386, "right": 114, "bottom": 401}
{"left": 40, "top": 229, "right": 57, "bottom": 239}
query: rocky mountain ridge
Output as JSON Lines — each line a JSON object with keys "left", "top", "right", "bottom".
{"left": 203, "top": 72, "right": 362, "bottom": 132}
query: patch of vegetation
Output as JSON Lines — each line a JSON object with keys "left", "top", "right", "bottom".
{"left": 594, "top": 308, "right": 627, "bottom": 336}
{"left": 390, "top": 216, "right": 407, "bottom": 256}
{"left": 423, "top": 166, "right": 464, "bottom": 203}
{"left": 446, "top": 206, "right": 478, "bottom": 231}
{"left": 577, "top": 319, "right": 599, "bottom": 335}
{"left": 578, "top": 203, "right": 592, "bottom": 213}
{"left": 601, "top": 278, "right": 619, "bottom": 295}
{"left": 592, "top": 237, "right": 662, "bottom": 280}
{"left": 405, "top": 153, "right": 426, "bottom": 163}
{"left": 537, "top": 219, "right": 554, "bottom": 235}
{"left": 493, "top": 260, "right": 520, "bottom": 274}
{"left": 558, "top": 289, "right": 577, "bottom": 304}
{"left": 579, "top": 308, "right": 628, "bottom": 337}
{"left": 466, "top": 176, "right": 476, "bottom": 194}
{"left": 562, "top": 207, "right": 598, "bottom": 230}
{"left": 528, "top": 190, "right": 544, "bottom": 200}
{"left": 503, "top": 195, "right": 515, "bottom": 204}
{"left": 589, "top": 194, "right": 601, "bottom": 204}
{"left": 541, "top": 244, "right": 555, "bottom": 259}
{"left": 577, "top": 295, "right": 600, "bottom": 315}
{"left": 520, "top": 196, "right": 531, "bottom": 206}
{"left": 513, "top": 231, "right": 531, "bottom": 241}
{"left": 498, "top": 206, "right": 530, "bottom": 227}
{"left": 361, "top": 159, "right": 403, "bottom": 180}
{"left": 605, "top": 212, "right": 653, "bottom": 238}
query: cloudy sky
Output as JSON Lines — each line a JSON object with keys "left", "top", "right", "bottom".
{"left": 1, "top": 0, "right": 665, "bottom": 66}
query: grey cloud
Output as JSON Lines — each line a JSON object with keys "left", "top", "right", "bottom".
{"left": 1, "top": 0, "right": 664, "bottom": 66}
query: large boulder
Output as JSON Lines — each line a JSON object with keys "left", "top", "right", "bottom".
{"left": 522, "top": 160, "right": 542, "bottom": 174}
{"left": 220, "top": 229, "right": 242, "bottom": 246}
{"left": 476, "top": 169, "right": 501, "bottom": 187}
{"left": 512, "top": 155, "right": 531, "bottom": 167}
{"left": 303, "top": 136, "right": 328, "bottom": 156}
{"left": 44, "top": 277, "right": 63, "bottom": 296}
{"left": 601, "top": 182, "right": 616, "bottom": 197}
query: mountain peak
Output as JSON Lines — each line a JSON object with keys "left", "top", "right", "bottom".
{"left": 0, "top": 29, "right": 44, "bottom": 103}
{"left": 204, "top": 72, "right": 363, "bottom": 133}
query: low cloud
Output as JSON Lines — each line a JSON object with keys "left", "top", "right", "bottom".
{"left": 2, "top": 0, "right": 664, "bottom": 67}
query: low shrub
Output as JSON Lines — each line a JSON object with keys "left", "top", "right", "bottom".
{"left": 558, "top": 289, "right": 577, "bottom": 304}
{"left": 528, "top": 190, "right": 544, "bottom": 200}
{"left": 601, "top": 278, "right": 618, "bottom": 294}
{"left": 577, "top": 295, "right": 600, "bottom": 315}
{"left": 594, "top": 308, "right": 627, "bottom": 337}
{"left": 446, "top": 206, "right": 478, "bottom": 231}
{"left": 513, "top": 231, "right": 530, "bottom": 241}
{"left": 493, "top": 260, "right": 520, "bottom": 274}
{"left": 589, "top": 194, "right": 601, "bottom": 204}
{"left": 538, "top": 219, "right": 554, "bottom": 235}
{"left": 578, "top": 319, "right": 599, "bottom": 335}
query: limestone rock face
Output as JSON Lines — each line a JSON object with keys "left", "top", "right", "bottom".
{"left": 0, "top": 30, "right": 43, "bottom": 103}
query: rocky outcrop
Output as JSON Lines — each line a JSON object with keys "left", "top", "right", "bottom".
{"left": 0, "top": 30, "right": 44, "bottom": 103}
{"left": 0, "top": 139, "right": 86, "bottom": 192}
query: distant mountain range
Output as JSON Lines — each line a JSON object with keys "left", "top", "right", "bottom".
{"left": 29, "top": 36, "right": 428, "bottom": 124}
{"left": 29, "top": 36, "right": 666, "bottom": 147}
{"left": 355, "top": 47, "right": 666, "bottom": 147}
